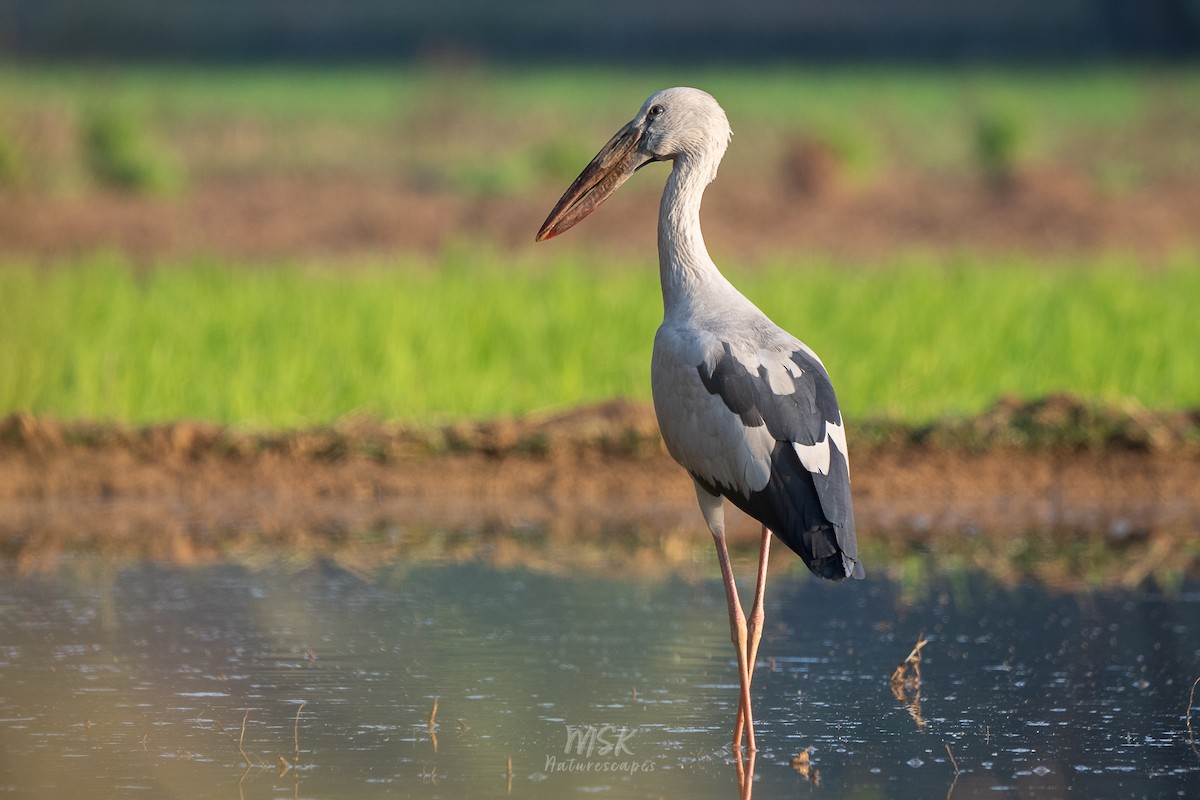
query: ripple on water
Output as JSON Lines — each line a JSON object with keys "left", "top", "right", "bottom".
{"left": 0, "top": 558, "right": 1196, "bottom": 799}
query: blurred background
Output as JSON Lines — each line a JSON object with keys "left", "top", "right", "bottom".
{"left": 2, "top": 8, "right": 1200, "bottom": 798}
{"left": 5, "top": 0, "right": 1200, "bottom": 61}
{"left": 1, "top": 0, "right": 1199, "bottom": 426}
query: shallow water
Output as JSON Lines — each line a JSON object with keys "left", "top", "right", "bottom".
{"left": 0, "top": 554, "right": 1198, "bottom": 799}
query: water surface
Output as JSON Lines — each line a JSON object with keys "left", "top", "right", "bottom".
{"left": 1, "top": 554, "right": 1198, "bottom": 798}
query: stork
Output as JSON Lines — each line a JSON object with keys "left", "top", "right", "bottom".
{"left": 536, "top": 87, "right": 863, "bottom": 753}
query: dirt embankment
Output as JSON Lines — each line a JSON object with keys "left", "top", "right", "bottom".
{"left": 3, "top": 164, "right": 1200, "bottom": 582}
{"left": 3, "top": 169, "right": 1200, "bottom": 263}
{"left": 3, "top": 397, "right": 1198, "bottom": 584}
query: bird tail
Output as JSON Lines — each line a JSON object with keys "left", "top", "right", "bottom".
{"left": 719, "top": 484, "right": 865, "bottom": 580}
{"left": 766, "top": 442, "right": 864, "bottom": 581}
{"left": 724, "top": 443, "right": 864, "bottom": 581}
{"left": 776, "top": 522, "right": 864, "bottom": 581}
{"left": 692, "top": 444, "right": 865, "bottom": 581}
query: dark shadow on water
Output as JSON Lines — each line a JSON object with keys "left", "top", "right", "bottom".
{"left": 0, "top": 552, "right": 1198, "bottom": 798}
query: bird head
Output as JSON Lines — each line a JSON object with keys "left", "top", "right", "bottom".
{"left": 535, "top": 87, "right": 732, "bottom": 241}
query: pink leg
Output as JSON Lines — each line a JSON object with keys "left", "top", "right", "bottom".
{"left": 734, "top": 746, "right": 756, "bottom": 800}
{"left": 734, "top": 526, "right": 772, "bottom": 750}
{"left": 712, "top": 530, "right": 756, "bottom": 753}
{"left": 748, "top": 525, "right": 771, "bottom": 669}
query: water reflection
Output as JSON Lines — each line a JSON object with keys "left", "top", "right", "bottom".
{"left": 0, "top": 554, "right": 1198, "bottom": 798}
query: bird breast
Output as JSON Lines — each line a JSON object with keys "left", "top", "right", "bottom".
{"left": 651, "top": 321, "right": 778, "bottom": 499}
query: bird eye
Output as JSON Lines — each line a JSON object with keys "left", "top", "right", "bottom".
{"left": 648, "top": 104, "right": 664, "bottom": 118}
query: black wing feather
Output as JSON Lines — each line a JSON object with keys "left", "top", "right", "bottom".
{"left": 695, "top": 343, "right": 863, "bottom": 580}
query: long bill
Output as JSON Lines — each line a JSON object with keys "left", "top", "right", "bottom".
{"left": 535, "top": 121, "right": 652, "bottom": 241}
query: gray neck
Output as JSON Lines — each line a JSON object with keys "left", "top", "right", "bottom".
{"left": 657, "top": 154, "right": 732, "bottom": 314}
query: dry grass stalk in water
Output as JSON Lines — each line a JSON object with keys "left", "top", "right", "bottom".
{"left": 891, "top": 634, "right": 929, "bottom": 728}
{"left": 790, "top": 747, "right": 820, "bottom": 785}
{"left": 944, "top": 742, "right": 960, "bottom": 773}
{"left": 891, "top": 633, "right": 929, "bottom": 687}
{"left": 238, "top": 711, "right": 253, "bottom": 768}
{"left": 1188, "top": 675, "right": 1200, "bottom": 757}
{"left": 206, "top": 706, "right": 267, "bottom": 773}
{"left": 428, "top": 697, "right": 439, "bottom": 753}
{"left": 292, "top": 702, "right": 305, "bottom": 768}
{"left": 945, "top": 743, "right": 961, "bottom": 800}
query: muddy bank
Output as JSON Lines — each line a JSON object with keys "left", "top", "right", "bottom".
{"left": 2, "top": 398, "right": 1198, "bottom": 585}
{"left": 3, "top": 170, "right": 1200, "bottom": 263}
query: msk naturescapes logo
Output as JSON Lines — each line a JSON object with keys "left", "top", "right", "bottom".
{"left": 544, "top": 724, "right": 656, "bottom": 776}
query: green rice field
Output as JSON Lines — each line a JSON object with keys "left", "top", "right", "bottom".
{"left": 3, "top": 64, "right": 1198, "bottom": 428}
{"left": 2, "top": 254, "right": 1196, "bottom": 427}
